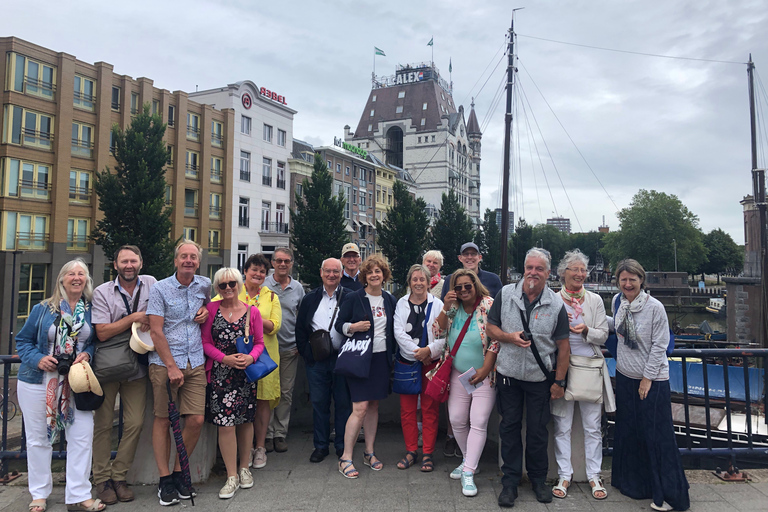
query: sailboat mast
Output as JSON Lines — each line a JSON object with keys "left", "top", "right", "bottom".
{"left": 499, "top": 14, "right": 517, "bottom": 284}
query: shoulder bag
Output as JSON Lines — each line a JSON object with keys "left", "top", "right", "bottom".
{"left": 308, "top": 289, "right": 343, "bottom": 362}
{"left": 393, "top": 302, "right": 433, "bottom": 395}
{"left": 92, "top": 287, "right": 141, "bottom": 383}
{"left": 335, "top": 293, "right": 373, "bottom": 379}
{"left": 237, "top": 306, "right": 277, "bottom": 382}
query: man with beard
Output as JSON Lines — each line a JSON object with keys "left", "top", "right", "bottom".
{"left": 486, "top": 248, "right": 570, "bottom": 508}
{"left": 91, "top": 245, "right": 157, "bottom": 504}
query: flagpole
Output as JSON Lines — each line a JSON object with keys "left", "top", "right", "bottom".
{"left": 431, "top": 35, "right": 434, "bottom": 67}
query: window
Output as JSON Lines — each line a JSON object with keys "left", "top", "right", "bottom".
{"left": 211, "top": 156, "right": 222, "bottom": 183}
{"left": 130, "top": 92, "right": 139, "bottom": 115}
{"left": 368, "top": 124, "right": 372, "bottom": 131}
{"left": 295, "top": 182, "right": 303, "bottom": 197}
{"left": 372, "top": 95, "right": 377, "bottom": 102}
{"left": 241, "top": 115, "right": 251, "bottom": 135}
{"left": 277, "top": 129, "right": 286, "bottom": 147}
{"left": 185, "top": 150, "right": 199, "bottom": 179}
{"left": 418, "top": 137, "right": 421, "bottom": 143}
{"left": 210, "top": 192, "right": 222, "bottom": 219}
{"left": 67, "top": 217, "right": 90, "bottom": 251}
{"left": 237, "top": 244, "right": 248, "bottom": 271}
{"left": 208, "top": 230, "right": 221, "bottom": 255}
{"left": 240, "top": 151, "right": 251, "bottom": 181}
{"left": 69, "top": 169, "right": 91, "bottom": 203}
{"left": 345, "top": 166, "right": 350, "bottom": 176}
{"left": 347, "top": 166, "right": 351, "bottom": 177}
{"left": 276, "top": 204, "right": 285, "bottom": 232}
{"left": 183, "top": 227, "right": 197, "bottom": 242}
{"left": 398, "top": 91, "right": 405, "bottom": 99}
{"left": 352, "top": 189, "right": 357, "bottom": 205}
{"left": 207, "top": 264, "right": 222, "bottom": 280}
{"left": 432, "top": 135, "right": 435, "bottom": 142}
{"left": 276, "top": 161, "right": 285, "bottom": 189}
{"left": 328, "top": 160, "right": 333, "bottom": 172}
{"left": 262, "top": 158, "right": 272, "bottom": 186}
{"left": 360, "top": 189, "right": 366, "bottom": 206}
{"left": 166, "top": 145, "right": 174, "bottom": 166}
{"left": 71, "top": 75, "right": 96, "bottom": 111}
{"left": 1, "top": 158, "right": 49, "bottom": 200}
{"left": 7, "top": 53, "right": 55, "bottom": 99}
{"left": 238, "top": 197, "right": 250, "bottom": 227}
{"left": 263, "top": 124, "right": 273, "bottom": 142}
{"left": 370, "top": 109, "right": 375, "bottom": 117}
{"left": 344, "top": 185, "right": 351, "bottom": 219}
{"left": 165, "top": 185, "right": 172, "bottom": 205}
{"left": 152, "top": 99, "right": 160, "bottom": 115}
{"left": 16, "top": 263, "right": 47, "bottom": 332}
{"left": 368, "top": 192, "right": 373, "bottom": 206}
{"left": 376, "top": 187, "right": 381, "bottom": 203}
{"left": 71, "top": 122, "right": 94, "bottom": 158}
{"left": 420, "top": 118, "right": 426, "bottom": 126}
{"left": 336, "top": 163, "right": 341, "bottom": 173}
{"left": 111, "top": 87, "right": 120, "bottom": 111}
{"left": 187, "top": 113, "right": 200, "bottom": 141}
{"left": 423, "top": 102, "right": 428, "bottom": 110}
{"left": 211, "top": 121, "right": 223, "bottom": 147}
{"left": 261, "top": 202, "right": 271, "bottom": 231}
{"left": 3, "top": 212, "right": 48, "bottom": 250}
{"left": 3, "top": 105, "right": 54, "bottom": 149}
{"left": 359, "top": 167, "right": 366, "bottom": 185}
{"left": 359, "top": 223, "right": 366, "bottom": 240}
{"left": 168, "top": 105, "right": 176, "bottom": 127}
{"left": 184, "top": 189, "right": 199, "bottom": 217}
{"left": 395, "top": 106, "right": 403, "bottom": 114}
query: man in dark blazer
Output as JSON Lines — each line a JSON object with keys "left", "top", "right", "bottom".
{"left": 295, "top": 258, "right": 352, "bottom": 462}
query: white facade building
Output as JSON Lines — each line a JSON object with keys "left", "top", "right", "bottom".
{"left": 191, "top": 81, "right": 295, "bottom": 269}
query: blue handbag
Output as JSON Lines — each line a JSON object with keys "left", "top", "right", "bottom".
{"left": 393, "top": 302, "right": 433, "bottom": 395}
{"left": 236, "top": 306, "right": 277, "bottom": 383}
{"left": 606, "top": 294, "right": 675, "bottom": 358}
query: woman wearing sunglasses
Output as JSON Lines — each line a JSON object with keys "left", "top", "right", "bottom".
{"left": 432, "top": 269, "right": 499, "bottom": 497}
{"left": 203, "top": 268, "right": 264, "bottom": 499}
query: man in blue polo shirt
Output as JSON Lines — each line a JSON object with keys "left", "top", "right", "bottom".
{"left": 440, "top": 242, "right": 503, "bottom": 303}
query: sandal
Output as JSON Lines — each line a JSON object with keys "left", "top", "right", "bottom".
{"left": 339, "top": 459, "right": 359, "bottom": 479}
{"left": 363, "top": 452, "right": 383, "bottom": 471}
{"left": 29, "top": 500, "right": 46, "bottom": 512}
{"left": 420, "top": 453, "right": 434, "bottom": 473}
{"left": 589, "top": 477, "right": 608, "bottom": 500}
{"left": 67, "top": 499, "right": 106, "bottom": 511}
{"left": 397, "top": 450, "right": 418, "bottom": 470}
{"left": 552, "top": 477, "right": 569, "bottom": 499}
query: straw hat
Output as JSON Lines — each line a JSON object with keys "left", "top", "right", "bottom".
{"left": 130, "top": 322, "right": 155, "bottom": 354}
{"left": 68, "top": 361, "right": 103, "bottom": 396}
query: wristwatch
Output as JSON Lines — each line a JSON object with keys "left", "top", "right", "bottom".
{"left": 554, "top": 379, "right": 567, "bottom": 388}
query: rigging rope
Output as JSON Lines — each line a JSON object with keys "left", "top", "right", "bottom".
{"left": 518, "top": 84, "right": 554, "bottom": 222}
{"left": 460, "top": 36, "right": 509, "bottom": 108}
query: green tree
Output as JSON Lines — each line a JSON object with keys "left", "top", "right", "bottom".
{"left": 601, "top": 189, "right": 706, "bottom": 273}
{"left": 430, "top": 190, "right": 475, "bottom": 275}
{"left": 532, "top": 223, "right": 570, "bottom": 269}
{"left": 509, "top": 218, "right": 534, "bottom": 271}
{"left": 568, "top": 231, "right": 606, "bottom": 265}
{"left": 377, "top": 180, "right": 430, "bottom": 288}
{"left": 700, "top": 228, "right": 743, "bottom": 283}
{"left": 92, "top": 105, "right": 175, "bottom": 278}
{"left": 290, "top": 155, "right": 349, "bottom": 288}
{"left": 474, "top": 209, "right": 501, "bottom": 275}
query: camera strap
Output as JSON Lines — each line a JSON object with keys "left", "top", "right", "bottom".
{"left": 120, "top": 283, "right": 142, "bottom": 316}
{"left": 520, "top": 301, "right": 554, "bottom": 385}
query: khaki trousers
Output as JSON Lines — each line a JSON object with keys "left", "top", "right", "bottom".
{"left": 267, "top": 350, "right": 299, "bottom": 439}
{"left": 91, "top": 376, "right": 147, "bottom": 484}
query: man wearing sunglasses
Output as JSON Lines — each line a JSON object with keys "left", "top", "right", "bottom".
{"left": 264, "top": 248, "right": 306, "bottom": 453}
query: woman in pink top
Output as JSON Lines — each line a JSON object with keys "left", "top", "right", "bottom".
{"left": 202, "top": 268, "right": 264, "bottom": 499}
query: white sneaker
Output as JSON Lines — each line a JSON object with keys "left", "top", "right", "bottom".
{"left": 238, "top": 467, "right": 253, "bottom": 489}
{"left": 252, "top": 446, "right": 267, "bottom": 469}
{"left": 450, "top": 461, "right": 465, "bottom": 480}
{"left": 219, "top": 476, "right": 239, "bottom": 499}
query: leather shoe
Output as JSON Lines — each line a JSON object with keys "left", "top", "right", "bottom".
{"left": 274, "top": 437, "right": 288, "bottom": 452}
{"left": 95, "top": 480, "right": 117, "bottom": 505}
{"left": 113, "top": 480, "right": 135, "bottom": 502}
{"left": 498, "top": 486, "right": 517, "bottom": 507}
{"left": 265, "top": 438, "right": 274, "bottom": 453}
{"left": 531, "top": 480, "right": 553, "bottom": 503}
{"left": 309, "top": 448, "right": 329, "bottom": 463}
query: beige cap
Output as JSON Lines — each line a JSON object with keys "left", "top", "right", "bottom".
{"left": 130, "top": 322, "right": 155, "bottom": 354}
{"left": 341, "top": 243, "right": 360, "bottom": 257}
{"left": 68, "top": 361, "right": 103, "bottom": 396}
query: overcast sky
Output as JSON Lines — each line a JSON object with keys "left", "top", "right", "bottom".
{"left": 4, "top": 0, "right": 767, "bottom": 243}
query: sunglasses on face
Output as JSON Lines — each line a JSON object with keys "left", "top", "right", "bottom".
{"left": 454, "top": 283, "right": 474, "bottom": 293}
{"left": 273, "top": 258, "right": 292, "bottom": 265}
{"left": 217, "top": 281, "right": 238, "bottom": 290}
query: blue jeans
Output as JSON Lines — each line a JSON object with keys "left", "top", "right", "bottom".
{"left": 305, "top": 354, "right": 352, "bottom": 453}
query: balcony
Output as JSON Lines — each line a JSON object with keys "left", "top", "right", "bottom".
{"left": 18, "top": 179, "right": 50, "bottom": 200}
{"left": 208, "top": 245, "right": 221, "bottom": 256}
{"left": 211, "top": 169, "right": 222, "bottom": 183}
{"left": 262, "top": 175, "right": 272, "bottom": 187}
{"left": 73, "top": 91, "right": 95, "bottom": 111}
{"left": 184, "top": 202, "right": 199, "bottom": 217}
{"left": 67, "top": 235, "right": 91, "bottom": 252}
{"left": 185, "top": 164, "right": 199, "bottom": 179}
{"left": 211, "top": 133, "right": 223, "bottom": 147}
{"left": 276, "top": 178, "right": 286, "bottom": 189}
{"left": 23, "top": 76, "right": 55, "bottom": 99}
{"left": 260, "top": 222, "right": 289, "bottom": 234}
{"left": 21, "top": 129, "right": 52, "bottom": 150}
{"left": 17, "top": 232, "right": 49, "bottom": 251}
{"left": 71, "top": 139, "right": 94, "bottom": 159}
{"left": 186, "top": 125, "right": 200, "bottom": 141}
{"left": 69, "top": 185, "right": 90, "bottom": 203}
{"left": 240, "top": 170, "right": 251, "bottom": 182}
{"left": 209, "top": 205, "right": 221, "bottom": 219}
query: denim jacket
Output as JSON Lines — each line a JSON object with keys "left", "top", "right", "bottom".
{"left": 16, "top": 302, "right": 95, "bottom": 384}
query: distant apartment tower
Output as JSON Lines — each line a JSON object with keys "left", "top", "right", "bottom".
{"left": 494, "top": 208, "right": 514, "bottom": 234}
{"left": 345, "top": 62, "right": 482, "bottom": 226}
{"left": 547, "top": 216, "right": 572, "bottom": 234}
{"left": 598, "top": 215, "right": 610, "bottom": 233}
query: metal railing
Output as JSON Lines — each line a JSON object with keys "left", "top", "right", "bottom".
{"left": 260, "top": 222, "right": 288, "bottom": 234}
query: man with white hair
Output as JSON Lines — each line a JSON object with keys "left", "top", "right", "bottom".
{"left": 486, "top": 248, "right": 570, "bottom": 508}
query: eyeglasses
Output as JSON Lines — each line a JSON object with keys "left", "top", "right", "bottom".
{"left": 273, "top": 258, "right": 292, "bottom": 265}
{"left": 566, "top": 268, "right": 588, "bottom": 274}
{"left": 322, "top": 269, "right": 340, "bottom": 275}
{"left": 217, "top": 281, "right": 238, "bottom": 290}
{"left": 453, "top": 283, "right": 474, "bottom": 293}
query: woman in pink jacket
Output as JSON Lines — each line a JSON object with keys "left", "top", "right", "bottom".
{"left": 202, "top": 268, "right": 264, "bottom": 499}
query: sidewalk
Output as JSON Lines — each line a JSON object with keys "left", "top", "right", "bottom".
{"left": 0, "top": 423, "right": 766, "bottom": 511}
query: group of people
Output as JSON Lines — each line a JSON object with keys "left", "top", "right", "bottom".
{"left": 14, "top": 239, "right": 690, "bottom": 511}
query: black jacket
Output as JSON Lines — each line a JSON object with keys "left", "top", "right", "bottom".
{"left": 340, "top": 273, "right": 362, "bottom": 291}
{"left": 334, "top": 287, "right": 398, "bottom": 367}
{"left": 295, "top": 285, "right": 348, "bottom": 364}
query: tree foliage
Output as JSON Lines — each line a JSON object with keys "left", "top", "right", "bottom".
{"left": 92, "top": 105, "right": 175, "bottom": 278}
{"left": 532, "top": 224, "right": 570, "bottom": 269}
{"left": 509, "top": 218, "right": 534, "bottom": 271}
{"left": 290, "top": 154, "right": 349, "bottom": 288}
{"left": 474, "top": 209, "right": 501, "bottom": 275}
{"left": 700, "top": 228, "right": 743, "bottom": 282}
{"left": 430, "top": 190, "right": 475, "bottom": 275}
{"left": 377, "top": 180, "right": 430, "bottom": 289}
{"left": 601, "top": 189, "right": 706, "bottom": 272}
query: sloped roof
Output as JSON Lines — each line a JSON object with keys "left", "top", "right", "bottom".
{"left": 291, "top": 139, "right": 315, "bottom": 162}
{"left": 466, "top": 104, "right": 481, "bottom": 135}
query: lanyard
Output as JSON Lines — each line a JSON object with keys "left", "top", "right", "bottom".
{"left": 120, "top": 282, "right": 142, "bottom": 316}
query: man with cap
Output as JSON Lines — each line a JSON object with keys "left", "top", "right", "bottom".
{"left": 90, "top": 245, "right": 157, "bottom": 504}
{"left": 440, "top": 242, "right": 503, "bottom": 302}
{"left": 340, "top": 243, "right": 363, "bottom": 291}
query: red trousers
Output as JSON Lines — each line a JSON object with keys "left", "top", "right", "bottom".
{"left": 400, "top": 362, "right": 439, "bottom": 454}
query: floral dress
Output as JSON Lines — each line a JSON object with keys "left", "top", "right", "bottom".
{"left": 205, "top": 309, "right": 258, "bottom": 426}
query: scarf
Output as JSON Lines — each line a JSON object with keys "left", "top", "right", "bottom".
{"left": 429, "top": 272, "right": 442, "bottom": 289}
{"left": 559, "top": 287, "right": 585, "bottom": 316}
{"left": 45, "top": 299, "right": 85, "bottom": 444}
{"left": 614, "top": 291, "right": 648, "bottom": 350}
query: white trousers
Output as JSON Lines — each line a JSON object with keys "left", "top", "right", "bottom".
{"left": 552, "top": 399, "right": 603, "bottom": 480}
{"left": 17, "top": 380, "right": 94, "bottom": 504}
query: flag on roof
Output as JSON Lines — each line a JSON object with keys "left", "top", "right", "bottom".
{"left": 427, "top": 38, "right": 433, "bottom": 46}
{"left": 374, "top": 47, "right": 386, "bottom": 56}
{"left": 449, "top": 58, "right": 452, "bottom": 73}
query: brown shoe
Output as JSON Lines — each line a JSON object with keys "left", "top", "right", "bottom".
{"left": 94, "top": 480, "right": 117, "bottom": 505}
{"left": 112, "top": 480, "right": 135, "bottom": 502}
{"left": 274, "top": 437, "right": 288, "bottom": 452}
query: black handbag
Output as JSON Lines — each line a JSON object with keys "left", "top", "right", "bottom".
{"left": 309, "top": 289, "right": 343, "bottom": 361}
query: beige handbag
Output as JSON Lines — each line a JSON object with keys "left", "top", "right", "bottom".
{"left": 564, "top": 354, "right": 604, "bottom": 403}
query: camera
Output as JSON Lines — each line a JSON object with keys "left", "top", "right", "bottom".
{"left": 522, "top": 331, "right": 532, "bottom": 341}
{"left": 56, "top": 353, "right": 75, "bottom": 375}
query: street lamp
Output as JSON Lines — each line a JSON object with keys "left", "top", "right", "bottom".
{"left": 673, "top": 239, "right": 678, "bottom": 272}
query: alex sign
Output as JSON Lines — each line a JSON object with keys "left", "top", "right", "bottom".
{"left": 260, "top": 87, "right": 287, "bottom": 105}
{"left": 395, "top": 70, "right": 424, "bottom": 85}
{"left": 334, "top": 137, "right": 368, "bottom": 159}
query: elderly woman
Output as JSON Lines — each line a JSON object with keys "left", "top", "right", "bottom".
{"left": 204, "top": 268, "right": 264, "bottom": 499}
{"left": 335, "top": 254, "right": 397, "bottom": 479}
{"left": 550, "top": 249, "right": 612, "bottom": 501}
{"left": 610, "top": 259, "right": 689, "bottom": 511}
{"left": 422, "top": 250, "right": 445, "bottom": 298}
{"left": 394, "top": 264, "right": 445, "bottom": 472}
{"left": 16, "top": 259, "right": 104, "bottom": 512}
{"left": 433, "top": 269, "right": 498, "bottom": 498}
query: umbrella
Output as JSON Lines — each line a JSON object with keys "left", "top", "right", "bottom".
{"left": 166, "top": 380, "right": 195, "bottom": 506}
